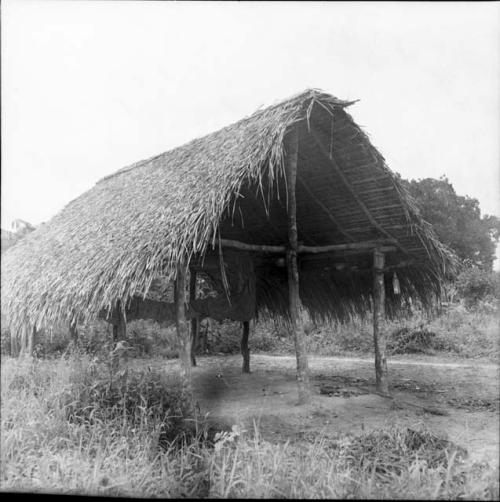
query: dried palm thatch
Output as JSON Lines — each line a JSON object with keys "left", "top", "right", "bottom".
{"left": 1, "top": 89, "right": 456, "bottom": 335}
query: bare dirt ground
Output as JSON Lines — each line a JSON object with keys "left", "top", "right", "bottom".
{"left": 137, "top": 354, "right": 499, "bottom": 466}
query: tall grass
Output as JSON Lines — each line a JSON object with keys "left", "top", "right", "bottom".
{"left": 1, "top": 354, "right": 498, "bottom": 498}
{"left": 251, "top": 305, "right": 499, "bottom": 361}
{"left": 209, "top": 428, "right": 499, "bottom": 499}
{"left": 3, "top": 303, "right": 497, "bottom": 362}
{"left": 1, "top": 355, "right": 207, "bottom": 497}
{"left": 427, "top": 306, "right": 499, "bottom": 359}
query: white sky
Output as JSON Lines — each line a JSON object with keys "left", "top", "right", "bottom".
{"left": 2, "top": 1, "right": 499, "bottom": 263}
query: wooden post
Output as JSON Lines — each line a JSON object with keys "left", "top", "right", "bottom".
{"left": 285, "top": 126, "right": 311, "bottom": 405}
{"left": 200, "top": 320, "right": 208, "bottom": 353}
{"left": 18, "top": 325, "right": 35, "bottom": 357}
{"left": 69, "top": 321, "right": 78, "bottom": 344}
{"left": 189, "top": 268, "right": 198, "bottom": 367}
{"left": 18, "top": 326, "right": 26, "bottom": 356}
{"left": 11, "top": 328, "right": 19, "bottom": 357}
{"left": 112, "top": 300, "right": 127, "bottom": 343}
{"left": 27, "top": 326, "right": 36, "bottom": 356}
{"left": 241, "top": 320, "right": 250, "bottom": 373}
{"left": 373, "top": 248, "right": 389, "bottom": 395}
{"left": 19, "top": 325, "right": 28, "bottom": 357}
{"left": 111, "top": 301, "right": 126, "bottom": 370}
{"left": 175, "top": 265, "right": 193, "bottom": 401}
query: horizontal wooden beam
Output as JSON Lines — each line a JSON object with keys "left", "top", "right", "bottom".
{"left": 217, "top": 239, "right": 286, "bottom": 253}
{"left": 300, "top": 243, "right": 396, "bottom": 254}
{"left": 217, "top": 238, "right": 396, "bottom": 254}
{"left": 300, "top": 256, "right": 417, "bottom": 273}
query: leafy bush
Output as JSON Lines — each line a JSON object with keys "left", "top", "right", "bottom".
{"left": 388, "top": 326, "right": 438, "bottom": 355}
{"left": 33, "top": 330, "right": 71, "bottom": 358}
{"left": 192, "top": 319, "right": 286, "bottom": 355}
{"left": 73, "top": 321, "right": 111, "bottom": 356}
{"left": 252, "top": 319, "right": 294, "bottom": 353}
{"left": 456, "top": 268, "right": 500, "bottom": 309}
{"left": 204, "top": 321, "right": 241, "bottom": 354}
{"left": 126, "top": 320, "right": 178, "bottom": 358}
{"left": 430, "top": 306, "right": 499, "bottom": 359}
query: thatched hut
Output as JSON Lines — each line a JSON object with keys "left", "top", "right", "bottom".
{"left": 1, "top": 89, "right": 455, "bottom": 402}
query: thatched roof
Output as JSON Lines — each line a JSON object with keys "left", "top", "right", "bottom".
{"left": 1, "top": 89, "right": 456, "bottom": 333}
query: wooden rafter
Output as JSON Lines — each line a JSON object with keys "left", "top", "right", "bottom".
{"left": 252, "top": 184, "right": 320, "bottom": 246}
{"left": 309, "top": 128, "right": 411, "bottom": 257}
{"left": 297, "top": 175, "right": 356, "bottom": 242}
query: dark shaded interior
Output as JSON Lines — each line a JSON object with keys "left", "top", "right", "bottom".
{"left": 207, "top": 103, "right": 439, "bottom": 323}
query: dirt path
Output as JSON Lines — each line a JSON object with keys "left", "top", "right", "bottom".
{"left": 139, "top": 354, "right": 499, "bottom": 466}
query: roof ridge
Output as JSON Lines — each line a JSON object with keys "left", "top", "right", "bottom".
{"left": 97, "top": 88, "right": 354, "bottom": 184}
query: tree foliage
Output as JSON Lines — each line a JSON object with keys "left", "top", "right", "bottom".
{"left": 401, "top": 176, "right": 500, "bottom": 271}
{"left": 455, "top": 268, "right": 500, "bottom": 308}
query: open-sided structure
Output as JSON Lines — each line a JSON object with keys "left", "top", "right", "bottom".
{"left": 1, "top": 89, "right": 455, "bottom": 402}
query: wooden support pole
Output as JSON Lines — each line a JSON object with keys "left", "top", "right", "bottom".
{"left": 200, "top": 320, "right": 208, "bottom": 353}
{"left": 175, "top": 265, "right": 193, "bottom": 401}
{"left": 19, "top": 326, "right": 27, "bottom": 357}
{"left": 69, "top": 321, "right": 78, "bottom": 344}
{"left": 241, "top": 320, "right": 250, "bottom": 374}
{"left": 373, "top": 248, "right": 389, "bottom": 395}
{"left": 112, "top": 300, "right": 127, "bottom": 343}
{"left": 110, "top": 301, "right": 126, "bottom": 371}
{"left": 27, "top": 326, "right": 36, "bottom": 357}
{"left": 18, "top": 325, "right": 36, "bottom": 357}
{"left": 19, "top": 326, "right": 26, "bottom": 356}
{"left": 285, "top": 126, "right": 311, "bottom": 405}
{"left": 11, "top": 328, "right": 19, "bottom": 357}
{"left": 189, "top": 268, "right": 198, "bottom": 367}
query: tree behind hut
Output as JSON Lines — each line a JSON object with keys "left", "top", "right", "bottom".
{"left": 401, "top": 176, "right": 500, "bottom": 272}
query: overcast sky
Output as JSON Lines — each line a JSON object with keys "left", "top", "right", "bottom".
{"left": 2, "top": 1, "right": 499, "bottom": 262}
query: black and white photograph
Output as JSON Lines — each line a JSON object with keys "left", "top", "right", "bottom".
{"left": 1, "top": 1, "right": 499, "bottom": 498}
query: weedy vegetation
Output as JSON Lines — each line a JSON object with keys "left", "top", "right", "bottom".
{"left": 213, "top": 302, "right": 498, "bottom": 362}
{"left": 1, "top": 274, "right": 498, "bottom": 497}
{"left": 1, "top": 353, "right": 498, "bottom": 499}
